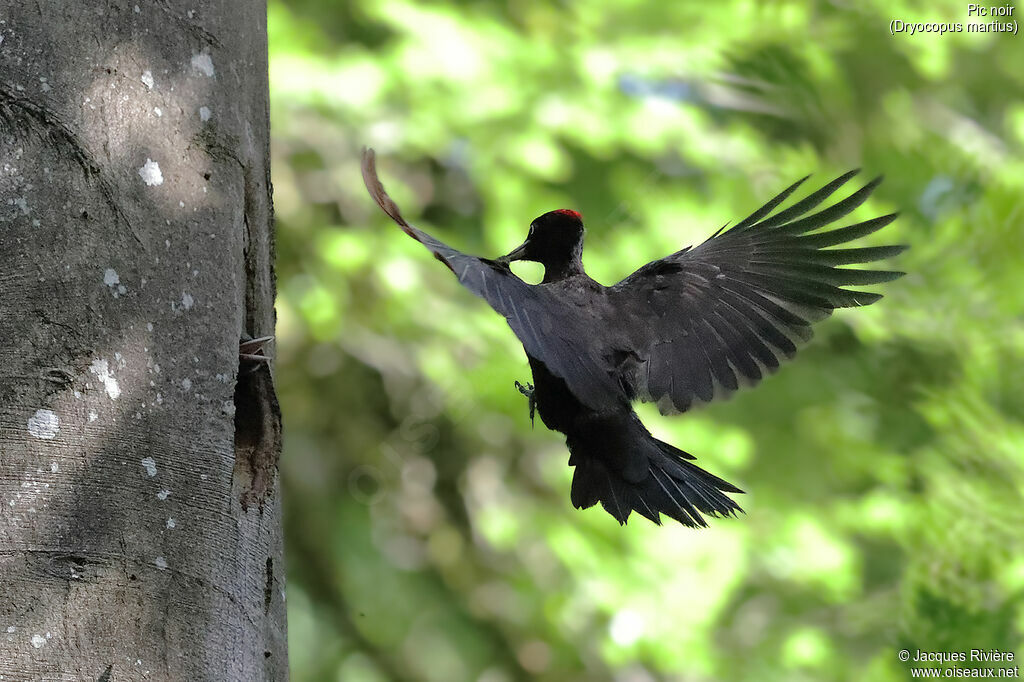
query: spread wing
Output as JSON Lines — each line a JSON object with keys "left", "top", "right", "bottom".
{"left": 361, "top": 148, "right": 622, "bottom": 410}
{"left": 608, "top": 171, "right": 905, "bottom": 414}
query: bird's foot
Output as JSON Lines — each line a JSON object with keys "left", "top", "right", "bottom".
{"left": 515, "top": 380, "right": 536, "bottom": 428}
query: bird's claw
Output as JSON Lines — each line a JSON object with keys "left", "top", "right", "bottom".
{"left": 515, "top": 380, "right": 536, "bottom": 428}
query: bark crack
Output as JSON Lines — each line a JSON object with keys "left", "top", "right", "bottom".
{"left": 232, "top": 161, "right": 281, "bottom": 510}
{"left": 263, "top": 557, "right": 273, "bottom": 613}
{"left": 0, "top": 85, "right": 146, "bottom": 249}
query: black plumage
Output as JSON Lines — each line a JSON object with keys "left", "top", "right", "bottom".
{"left": 361, "top": 149, "right": 905, "bottom": 527}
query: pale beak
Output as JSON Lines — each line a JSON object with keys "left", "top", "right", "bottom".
{"left": 498, "top": 241, "right": 531, "bottom": 264}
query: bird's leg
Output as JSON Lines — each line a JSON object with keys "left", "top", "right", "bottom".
{"left": 515, "top": 380, "right": 536, "bottom": 428}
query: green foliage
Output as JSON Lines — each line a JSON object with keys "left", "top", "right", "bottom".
{"left": 270, "top": 1, "right": 1024, "bottom": 679}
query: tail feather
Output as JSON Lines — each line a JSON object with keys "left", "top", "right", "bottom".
{"left": 569, "top": 436, "right": 744, "bottom": 528}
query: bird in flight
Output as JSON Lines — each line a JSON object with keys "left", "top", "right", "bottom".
{"left": 361, "top": 148, "right": 904, "bottom": 528}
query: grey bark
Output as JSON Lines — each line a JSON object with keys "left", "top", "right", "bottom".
{"left": 0, "top": 2, "right": 286, "bottom": 680}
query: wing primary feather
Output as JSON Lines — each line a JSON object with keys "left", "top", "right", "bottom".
{"left": 775, "top": 177, "right": 884, "bottom": 235}
{"left": 796, "top": 213, "right": 899, "bottom": 248}
{"left": 756, "top": 169, "right": 861, "bottom": 229}
{"left": 703, "top": 222, "right": 730, "bottom": 242}
{"left": 717, "top": 276, "right": 815, "bottom": 328}
{"left": 751, "top": 244, "right": 908, "bottom": 265}
{"left": 361, "top": 147, "right": 415, "bottom": 235}
{"left": 737, "top": 264, "right": 893, "bottom": 309}
{"left": 729, "top": 271, "right": 836, "bottom": 309}
{"left": 752, "top": 262, "right": 904, "bottom": 286}
{"left": 729, "top": 175, "right": 810, "bottom": 232}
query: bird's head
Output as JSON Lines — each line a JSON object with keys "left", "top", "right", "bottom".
{"left": 499, "top": 209, "right": 585, "bottom": 272}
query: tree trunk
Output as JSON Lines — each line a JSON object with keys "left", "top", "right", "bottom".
{"left": 0, "top": 2, "right": 286, "bottom": 680}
